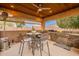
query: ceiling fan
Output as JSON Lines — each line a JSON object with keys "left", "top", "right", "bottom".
{"left": 32, "top": 3, "right": 51, "bottom": 14}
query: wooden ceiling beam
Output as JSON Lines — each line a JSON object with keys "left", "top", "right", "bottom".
{"left": 0, "top": 20, "right": 41, "bottom": 25}
{"left": 43, "top": 4, "right": 79, "bottom": 19}
{"left": 0, "top": 4, "right": 41, "bottom": 18}
{"left": 45, "top": 7, "right": 79, "bottom": 21}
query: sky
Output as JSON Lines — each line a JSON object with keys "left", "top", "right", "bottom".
{"left": 25, "top": 20, "right": 57, "bottom": 27}
{"left": 25, "top": 24, "right": 36, "bottom": 27}
{"left": 45, "top": 20, "right": 57, "bottom": 27}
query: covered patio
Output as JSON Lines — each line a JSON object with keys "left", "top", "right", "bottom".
{"left": 0, "top": 3, "right": 79, "bottom": 56}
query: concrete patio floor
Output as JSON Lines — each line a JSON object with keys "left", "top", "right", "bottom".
{"left": 0, "top": 41, "right": 79, "bottom": 56}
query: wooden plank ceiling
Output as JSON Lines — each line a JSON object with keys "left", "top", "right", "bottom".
{"left": 0, "top": 3, "right": 79, "bottom": 22}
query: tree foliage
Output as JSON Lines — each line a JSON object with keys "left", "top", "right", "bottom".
{"left": 57, "top": 15, "right": 79, "bottom": 29}
{"left": 16, "top": 22, "right": 25, "bottom": 28}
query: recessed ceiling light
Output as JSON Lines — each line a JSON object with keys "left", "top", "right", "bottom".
{"left": 11, "top": 5, "right": 14, "bottom": 8}
{"left": 49, "top": 10, "right": 52, "bottom": 13}
{"left": 9, "top": 14, "right": 13, "bottom": 17}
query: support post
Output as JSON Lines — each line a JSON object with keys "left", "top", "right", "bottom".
{"left": 41, "top": 20, "right": 45, "bottom": 31}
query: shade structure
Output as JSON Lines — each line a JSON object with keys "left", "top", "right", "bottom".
{"left": 0, "top": 3, "right": 79, "bottom": 22}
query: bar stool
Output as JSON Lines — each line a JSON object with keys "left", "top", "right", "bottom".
{"left": 18, "top": 34, "right": 43, "bottom": 56}
{"left": 19, "top": 37, "right": 31, "bottom": 56}
{"left": 39, "top": 33, "right": 50, "bottom": 56}
{"left": 32, "top": 33, "right": 50, "bottom": 56}
{"left": 30, "top": 34, "right": 42, "bottom": 56}
{"left": 18, "top": 33, "right": 50, "bottom": 56}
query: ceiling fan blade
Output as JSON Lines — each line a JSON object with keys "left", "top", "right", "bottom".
{"left": 41, "top": 8, "right": 51, "bottom": 10}
{"left": 36, "top": 10, "right": 40, "bottom": 14}
{"left": 32, "top": 3, "right": 39, "bottom": 8}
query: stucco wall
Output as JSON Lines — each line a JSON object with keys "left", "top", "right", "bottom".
{"left": 0, "top": 31, "right": 27, "bottom": 42}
